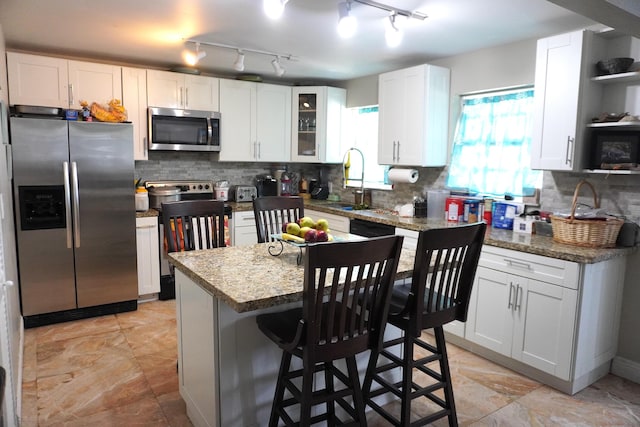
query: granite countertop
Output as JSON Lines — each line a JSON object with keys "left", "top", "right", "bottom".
{"left": 168, "top": 235, "right": 416, "bottom": 313}
{"left": 138, "top": 199, "right": 635, "bottom": 264}
{"left": 303, "top": 200, "right": 635, "bottom": 264}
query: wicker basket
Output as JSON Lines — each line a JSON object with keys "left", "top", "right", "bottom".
{"left": 550, "top": 180, "right": 623, "bottom": 248}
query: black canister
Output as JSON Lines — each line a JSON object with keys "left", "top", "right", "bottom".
{"left": 414, "top": 200, "right": 428, "bottom": 218}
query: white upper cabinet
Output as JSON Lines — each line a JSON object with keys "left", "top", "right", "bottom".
{"left": 531, "top": 30, "right": 604, "bottom": 171}
{"left": 291, "top": 86, "right": 346, "bottom": 163}
{"left": 122, "top": 67, "right": 148, "bottom": 160}
{"left": 377, "top": 64, "right": 450, "bottom": 167}
{"left": 146, "top": 69, "right": 219, "bottom": 111}
{"left": 7, "top": 52, "right": 122, "bottom": 109}
{"left": 219, "top": 79, "right": 291, "bottom": 162}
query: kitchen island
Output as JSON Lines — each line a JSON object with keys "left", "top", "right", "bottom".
{"left": 168, "top": 236, "right": 416, "bottom": 427}
{"left": 169, "top": 216, "right": 633, "bottom": 426}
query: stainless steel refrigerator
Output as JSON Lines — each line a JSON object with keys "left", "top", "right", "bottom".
{"left": 11, "top": 117, "right": 137, "bottom": 326}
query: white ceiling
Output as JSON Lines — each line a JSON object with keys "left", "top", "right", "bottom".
{"left": 0, "top": 0, "right": 635, "bottom": 85}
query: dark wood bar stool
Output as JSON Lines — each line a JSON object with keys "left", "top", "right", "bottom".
{"left": 253, "top": 196, "right": 305, "bottom": 243}
{"left": 256, "top": 235, "right": 404, "bottom": 426}
{"left": 161, "top": 200, "right": 227, "bottom": 252}
{"left": 363, "top": 222, "right": 486, "bottom": 427}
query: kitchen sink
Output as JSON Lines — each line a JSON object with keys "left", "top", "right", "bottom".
{"left": 325, "top": 202, "right": 370, "bottom": 211}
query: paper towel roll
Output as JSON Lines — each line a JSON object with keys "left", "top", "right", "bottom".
{"left": 388, "top": 168, "right": 419, "bottom": 184}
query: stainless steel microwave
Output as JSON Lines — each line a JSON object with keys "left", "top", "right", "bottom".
{"left": 148, "top": 107, "right": 221, "bottom": 152}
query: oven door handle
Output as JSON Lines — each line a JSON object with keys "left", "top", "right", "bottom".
{"left": 63, "top": 162, "right": 73, "bottom": 248}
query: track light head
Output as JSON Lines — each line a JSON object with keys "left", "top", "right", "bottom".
{"left": 337, "top": 1, "right": 357, "bottom": 39}
{"left": 263, "top": 0, "right": 289, "bottom": 19}
{"left": 271, "top": 57, "right": 286, "bottom": 77}
{"left": 233, "top": 51, "right": 245, "bottom": 72}
{"left": 182, "top": 42, "right": 206, "bottom": 66}
{"left": 385, "top": 13, "right": 404, "bottom": 48}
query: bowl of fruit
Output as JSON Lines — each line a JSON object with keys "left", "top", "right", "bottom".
{"left": 277, "top": 216, "right": 335, "bottom": 245}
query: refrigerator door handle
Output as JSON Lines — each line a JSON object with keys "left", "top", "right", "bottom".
{"left": 71, "top": 161, "right": 81, "bottom": 248}
{"left": 63, "top": 162, "right": 73, "bottom": 249}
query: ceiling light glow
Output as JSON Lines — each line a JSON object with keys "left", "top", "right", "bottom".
{"left": 182, "top": 42, "right": 206, "bottom": 66}
{"left": 264, "top": 0, "right": 289, "bottom": 19}
{"left": 385, "top": 13, "right": 403, "bottom": 47}
{"left": 337, "top": 1, "right": 357, "bottom": 38}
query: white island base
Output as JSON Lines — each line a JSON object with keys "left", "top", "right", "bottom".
{"left": 175, "top": 269, "right": 399, "bottom": 427}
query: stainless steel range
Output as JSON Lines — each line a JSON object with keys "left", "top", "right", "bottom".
{"left": 145, "top": 180, "right": 233, "bottom": 299}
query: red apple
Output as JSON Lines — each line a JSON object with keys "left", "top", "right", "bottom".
{"left": 304, "top": 228, "right": 317, "bottom": 243}
{"left": 316, "top": 230, "right": 328, "bottom": 242}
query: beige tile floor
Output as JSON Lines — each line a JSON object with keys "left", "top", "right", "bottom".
{"left": 21, "top": 299, "right": 640, "bottom": 426}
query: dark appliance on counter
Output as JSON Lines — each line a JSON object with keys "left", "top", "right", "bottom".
{"left": 255, "top": 175, "right": 278, "bottom": 197}
{"left": 11, "top": 116, "right": 138, "bottom": 327}
{"left": 148, "top": 107, "right": 221, "bottom": 152}
{"left": 145, "top": 180, "right": 232, "bottom": 300}
{"left": 310, "top": 166, "right": 330, "bottom": 200}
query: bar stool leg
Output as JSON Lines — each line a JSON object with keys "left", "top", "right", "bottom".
{"left": 346, "top": 355, "right": 367, "bottom": 425}
{"left": 400, "top": 331, "right": 414, "bottom": 427}
{"left": 434, "top": 326, "right": 458, "bottom": 427}
{"left": 325, "top": 361, "right": 336, "bottom": 423}
{"left": 300, "top": 359, "right": 315, "bottom": 426}
{"left": 270, "top": 352, "right": 291, "bottom": 427}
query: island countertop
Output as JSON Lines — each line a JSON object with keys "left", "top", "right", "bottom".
{"left": 168, "top": 238, "right": 417, "bottom": 313}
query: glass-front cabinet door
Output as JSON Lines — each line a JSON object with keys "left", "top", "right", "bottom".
{"left": 291, "top": 86, "right": 346, "bottom": 163}
{"left": 295, "top": 92, "right": 317, "bottom": 159}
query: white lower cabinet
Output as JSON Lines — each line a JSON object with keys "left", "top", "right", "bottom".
{"left": 466, "top": 266, "right": 577, "bottom": 379}
{"left": 461, "top": 245, "right": 626, "bottom": 393}
{"left": 136, "top": 216, "right": 160, "bottom": 296}
{"left": 232, "top": 210, "right": 258, "bottom": 247}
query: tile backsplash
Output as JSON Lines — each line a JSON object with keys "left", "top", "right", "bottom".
{"left": 136, "top": 152, "right": 640, "bottom": 222}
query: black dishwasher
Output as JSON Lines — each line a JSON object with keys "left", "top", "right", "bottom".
{"left": 349, "top": 218, "right": 396, "bottom": 237}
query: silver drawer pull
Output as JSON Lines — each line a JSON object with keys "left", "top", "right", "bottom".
{"left": 508, "top": 283, "right": 514, "bottom": 309}
{"left": 505, "top": 259, "right": 532, "bottom": 270}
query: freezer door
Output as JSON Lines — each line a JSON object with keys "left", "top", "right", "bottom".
{"left": 10, "top": 118, "right": 77, "bottom": 315}
{"left": 69, "top": 122, "right": 138, "bottom": 307}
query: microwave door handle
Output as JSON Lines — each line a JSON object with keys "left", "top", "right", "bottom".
{"left": 63, "top": 162, "right": 73, "bottom": 248}
{"left": 71, "top": 161, "right": 81, "bottom": 248}
{"left": 207, "top": 118, "right": 213, "bottom": 145}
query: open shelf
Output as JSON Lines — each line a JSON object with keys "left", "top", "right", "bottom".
{"left": 587, "top": 122, "right": 640, "bottom": 129}
{"left": 591, "top": 71, "right": 640, "bottom": 84}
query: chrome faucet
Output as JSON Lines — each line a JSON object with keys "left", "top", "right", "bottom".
{"left": 342, "top": 147, "right": 365, "bottom": 205}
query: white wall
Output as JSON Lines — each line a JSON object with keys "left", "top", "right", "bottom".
{"left": 342, "top": 35, "right": 640, "bottom": 378}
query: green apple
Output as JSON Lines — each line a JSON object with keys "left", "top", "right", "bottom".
{"left": 286, "top": 222, "right": 301, "bottom": 236}
{"left": 316, "top": 218, "right": 329, "bottom": 231}
{"left": 299, "top": 226, "right": 312, "bottom": 238}
{"left": 299, "top": 216, "right": 315, "bottom": 229}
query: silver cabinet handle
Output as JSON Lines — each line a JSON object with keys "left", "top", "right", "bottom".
{"left": 507, "top": 282, "right": 514, "bottom": 309}
{"left": 392, "top": 141, "right": 397, "bottom": 162}
{"left": 515, "top": 284, "right": 522, "bottom": 311}
{"left": 257, "top": 142, "right": 261, "bottom": 159}
{"left": 185, "top": 87, "right": 189, "bottom": 108}
{"left": 71, "top": 161, "right": 80, "bottom": 248}
{"left": 397, "top": 141, "right": 400, "bottom": 163}
{"left": 565, "top": 136, "right": 574, "bottom": 166}
{"left": 63, "top": 162, "right": 73, "bottom": 248}
{"left": 68, "top": 84, "right": 74, "bottom": 107}
{"left": 505, "top": 259, "right": 532, "bottom": 270}
{"left": 180, "top": 87, "right": 184, "bottom": 108}
{"left": 136, "top": 224, "right": 156, "bottom": 229}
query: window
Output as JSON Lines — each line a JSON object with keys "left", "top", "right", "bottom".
{"left": 446, "top": 88, "right": 542, "bottom": 197}
{"left": 342, "top": 106, "right": 391, "bottom": 190}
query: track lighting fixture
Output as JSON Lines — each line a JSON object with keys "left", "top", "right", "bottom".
{"left": 233, "top": 51, "right": 245, "bottom": 72}
{"left": 337, "top": 1, "right": 357, "bottom": 39}
{"left": 263, "top": 0, "right": 289, "bottom": 19}
{"left": 183, "top": 40, "right": 293, "bottom": 77}
{"left": 182, "top": 42, "right": 207, "bottom": 66}
{"left": 336, "top": 0, "right": 426, "bottom": 46}
{"left": 271, "top": 57, "right": 286, "bottom": 77}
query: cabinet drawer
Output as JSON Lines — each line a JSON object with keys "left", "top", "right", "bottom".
{"left": 234, "top": 210, "right": 256, "bottom": 227}
{"left": 480, "top": 246, "right": 579, "bottom": 289}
